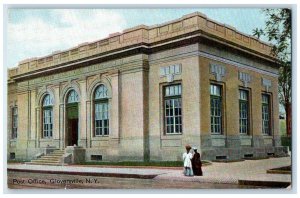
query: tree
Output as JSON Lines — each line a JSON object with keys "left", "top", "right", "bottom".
{"left": 253, "top": 9, "right": 292, "bottom": 136}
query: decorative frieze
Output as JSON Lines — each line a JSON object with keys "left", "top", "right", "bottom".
{"left": 210, "top": 63, "right": 226, "bottom": 81}
{"left": 159, "top": 64, "right": 182, "bottom": 82}
{"left": 239, "top": 71, "right": 251, "bottom": 87}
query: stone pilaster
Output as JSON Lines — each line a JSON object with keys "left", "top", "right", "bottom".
{"left": 86, "top": 101, "right": 91, "bottom": 148}
{"left": 35, "top": 107, "right": 41, "bottom": 148}
{"left": 59, "top": 104, "right": 65, "bottom": 149}
{"left": 78, "top": 79, "right": 87, "bottom": 147}
{"left": 16, "top": 91, "right": 29, "bottom": 159}
{"left": 109, "top": 70, "right": 121, "bottom": 142}
{"left": 53, "top": 85, "right": 60, "bottom": 140}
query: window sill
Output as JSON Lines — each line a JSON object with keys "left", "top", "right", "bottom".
{"left": 40, "top": 138, "right": 54, "bottom": 141}
{"left": 239, "top": 134, "right": 252, "bottom": 138}
{"left": 161, "top": 133, "right": 182, "bottom": 140}
{"left": 92, "top": 136, "right": 110, "bottom": 140}
{"left": 211, "top": 134, "right": 225, "bottom": 138}
{"left": 9, "top": 139, "right": 17, "bottom": 141}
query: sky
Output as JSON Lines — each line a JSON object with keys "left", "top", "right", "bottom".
{"left": 6, "top": 8, "right": 268, "bottom": 68}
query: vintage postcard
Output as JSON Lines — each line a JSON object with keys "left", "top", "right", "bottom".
{"left": 5, "top": 6, "right": 293, "bottom": 191}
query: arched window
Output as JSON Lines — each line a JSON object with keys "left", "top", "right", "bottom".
{"left": 94, "top": 84, "right": 109, "bottom": 136}
{"left": 67, "top": 89, "right": 79, "bottom": 104}
{"left": 42, "top": 94, "right": 53, "bottom": 138}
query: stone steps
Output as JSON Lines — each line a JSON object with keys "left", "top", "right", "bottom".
{"left": 40, "top": 155, "right": 62, "bottom": 158}
{"left": 30, "top": 159, "right": 60, "bottom": 163}
{"left": 26, "top": 162, "right": 63, "bottom": 166}
{"left": 26, "top": 149, "right": 65, "bottom": 166}
{"left": 46, "top": 154, "right": 64, "bottom": 157}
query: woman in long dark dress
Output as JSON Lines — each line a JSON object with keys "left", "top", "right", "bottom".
{"left": 191, "top": 147, "right": 203, "bottom": 176}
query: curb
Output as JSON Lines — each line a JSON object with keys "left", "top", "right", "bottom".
{"left": 266, "top": 170, "right": 291, "bottom": 175}
{"left": 7, "top": 168, "right": 158, "bottom": 179}
{"left": 238, "top": 180, "right": 291, "bottom": 188}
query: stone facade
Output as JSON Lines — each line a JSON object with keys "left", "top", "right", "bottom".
{"left": 7, "top": 12, "right": 287, "bottom": 162}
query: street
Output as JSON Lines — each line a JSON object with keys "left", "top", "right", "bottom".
{"left": 7, "top": 171, "right": 263, "bottom": 189}
{"left": 7, "top": 157, "right": 291, "bottom": 189}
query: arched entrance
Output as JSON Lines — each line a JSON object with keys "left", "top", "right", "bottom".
{"left": 66, "top": 89, "right": 79, "bottom": 146}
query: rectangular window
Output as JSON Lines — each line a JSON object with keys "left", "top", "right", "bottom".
{"left": 95, "top": 102, "right": 109, "bottom": 136}
{"left": 262, "top": 94, "right": 271, "bottom": 135}
{"left": 239, "top": 90, "right": 249, "bottom": 134}
{"left": 12, "top": 107, "right": 18, "bottom": 139}
{"left": 43, "top": 109, "right": 53, "bottom": 138}
{"left": 210, "top": 84, "right": 222, "bottom": 134}
{"left": 164, "top": 84, "right": 182, "bottom": 134}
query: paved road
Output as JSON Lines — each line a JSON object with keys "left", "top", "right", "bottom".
{"left": 7, "top": 171, "right": 264, "bottom": 189}
{"left": 6, "top": 157, "right": 291, "bottom": 189}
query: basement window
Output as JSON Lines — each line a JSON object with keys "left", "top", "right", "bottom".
{"left": 10, "top": 153, "right": 16, "bottom": 160}
{"left": 244, "top": 154, "right": 253, "bottom": 158}
{"left": 215, "top": 155, "right": 227, "bottom": 160}
{"left": 91, "top": 155, "right": 102, "bottom": 161}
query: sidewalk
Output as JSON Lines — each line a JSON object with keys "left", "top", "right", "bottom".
{"left": 7, "top": 157, "right": 291, "bottom": 185}
{"left": 154, "top": 157, "right": 291, "bottom": 185}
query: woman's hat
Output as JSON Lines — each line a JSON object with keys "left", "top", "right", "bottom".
{"left": 185, "top": 145, "right": 191, "bottom": 149}
{"left": 192, "top": 147, "right": 197, "bottom": 150}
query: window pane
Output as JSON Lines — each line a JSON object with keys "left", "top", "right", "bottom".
{"left": 216, "top": 86, "right": 220, "bottom": 96}
{"left": 175, "top": 125, "right": 180, "bottom": 133}
{"left": 165, "top": 87, "right": 170, "bottom": 97}
{"left": 210, "top": 84, "right": 221, "bottom": 96}
{"left": 262, "top": 94, "right": 271, "bottom": 135}
{"left": 95, "top": 85, "right": 108, "bottom": 99}
{"left": 12, "top": 107, "right": 18, "bottom": 139}
{"left": 67, "top": 90, "right": 79, "bottom": 103}
{"left": 175, "top": 108, "right": 179, "bottom": 116}
{"left": 165, "top": 84, "right": 182, "bottom": 97}
{"left": 239, "top": 99, "right": 249, "bottom": 134}
{"left": 43, "top": 108, "right": 53, "bottom": 138}
{"left": 164, "top": 86, "right": 182, "bottom": 134}
{"left": 239, "top": 90, "right": 248, "bottom": 101}
{"left": 104, "top": 128, "right": 108, "bottom": 135}
{"left": 94, "top": 101, "right": 109, "bottom": 136}
{"left": 43, "top": 94, "right": 53, "bottom": 107}
{"left": 210, "top": 85, "right": 222, "bottom": 134}
{"left": 175, "top": 117, "right": 180, "bottom": 124}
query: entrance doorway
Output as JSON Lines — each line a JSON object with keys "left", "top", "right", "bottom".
{"left": 66, "top": 104, "right": 78, "bottom": 146}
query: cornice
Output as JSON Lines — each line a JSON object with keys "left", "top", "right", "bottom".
{"left": 8, "top": 12, "right": 277, "bottom": 81}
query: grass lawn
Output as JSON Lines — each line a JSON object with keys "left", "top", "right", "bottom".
{"left": 7, "top": 159, "right": 30, "bottom": 163}
{"left": 279, "top": 119, "right": 287, "bottom": 136}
